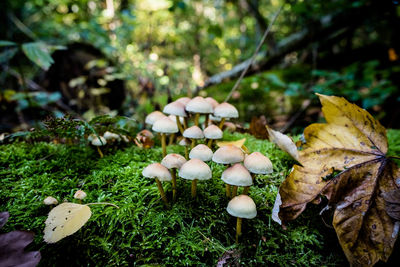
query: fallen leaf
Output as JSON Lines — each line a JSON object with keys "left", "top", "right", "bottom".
{"left": 266, "top": 126, "right": 299, "bottom": 161}
{"left": 249, "top": 116, "right": 269, "bottom": 139}
{"left": 0, "top": 212, "right": 41, "bottom": 267}
{"left": 383, "top": 188, "right": 400, "bottom": 221}
{"left": 277, "top": 94, "right": 400, "bottom": 266}
{"left": 44, "top": 203, "right": 92, "bottom": 243}
{"left": 216, "top": 138, "right": 249, "bottom": 153}
{"left": 134, "top": 129, "right": 154, "bottom": 148}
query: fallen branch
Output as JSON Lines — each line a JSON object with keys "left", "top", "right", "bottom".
{"left": 198, "top": 4, "right": 372, "bottom": 91}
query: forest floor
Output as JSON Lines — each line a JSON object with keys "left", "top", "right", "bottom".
{"left": 1, "top": 130, "right": 400, "bottom": 266}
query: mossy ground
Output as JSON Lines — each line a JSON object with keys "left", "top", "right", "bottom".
{"left": 1, "top": 130, "right": 400, "bottom": 266}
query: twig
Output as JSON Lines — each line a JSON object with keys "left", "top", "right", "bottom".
{"left": 224, "top": 4, "right": 283, "bottom": 102}
{"left": 7, "top": 12, "right": 37, "bottom": 40}
{"left": 279, "top": 99, "right": 311, "bottom": 133}
{"left": 85, "top": 202, "right": 120, "bottom": 208}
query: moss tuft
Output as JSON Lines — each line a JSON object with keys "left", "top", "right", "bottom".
{"left": 1, "top": 130, "right": 400, "bottom": 266}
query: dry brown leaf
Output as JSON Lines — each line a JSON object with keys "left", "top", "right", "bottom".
{"left": 277, "top": 94, "right": 400, "bottom": 266}
{"left": 266, "top": 126, "right": 299, "bottom": 161}
{"left": 249, "top": 116, "right": 269, "bottom": 139}
{"left": 216, "top": 138, "right": 249, "bottom": 154}
{"left": 134, "top": 129, "right": 154, "bottom": 148}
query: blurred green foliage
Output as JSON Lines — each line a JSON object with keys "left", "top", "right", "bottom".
{"left": 1, "top": 0, "right": 399, "bottom": 130}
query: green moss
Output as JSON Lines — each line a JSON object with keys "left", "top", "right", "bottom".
{"left": 1, "top": 130, "right": 400, "bottom": 266}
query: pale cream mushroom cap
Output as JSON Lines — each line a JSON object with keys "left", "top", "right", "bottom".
{"left": 244, "top": 152, "right": 273, "bottom": 174}
{"left": 152, "top": 117, "right": 179, "bottom": 134}
{"left": 203, "top": 125, "right": 223, "bottom": 140}
{"left": 186, "top": 96, "right": 213, "bottom": 114}
{"left": 221, "top": 163, "right": 252, "bottom": 186}
{"left": 183, "top": 126, "right": 204, "bottom": 139}
{"left": 209, "top": 115, "right": 222, "bottom": 122}
{"left": 205, "top": 97, "right": 219, "bottom": 109}
{"left": 168, "top": 115, "right": 184, "bottom": 124}
{"left": 161, "top": 153, "right": 187, "bottom": 169}
{"left": 145, "top": 111, "right": 167, "bottom": 125}
{"left": 179, "top": 138, "right": 191, "bottom": 146}
{"left": 163, "top": 101, "right": 188, "bottom": 117}
{"left": 214, "top": 102, "right": 239, "bottom": 119}
{"left": 87, "top": 134, "right": 97, "bottom": 142}
{"left": 176, "top": 97, "right": 191, "bottom": 106}
{"left": 224, "top": 122, "right": 236, "bottom": 132}
{"left": 91, "top": 136, "right": 107, "bottom": 146}
{"left": 212, "top": 145, "right": 244, "bottom": 164}
{"left": 189, "top": 144, "right": 213, "bottom": 162}
{"left": 179, "top": 159, "right": 212, "bottom": 181}
{"left": 74, "top": 190, "right": 87, "bottom": 200}
{"left": 103, "top": 131, "right": 120, "bottom": 140}
{"left": 43, "top": 196, "right": 58, "bottom": 205}
{"left": 142, "top": 163, "right": 172, "bottom": 182}
{"left": 227, "top": 195, "right": 257, "bottom": 219}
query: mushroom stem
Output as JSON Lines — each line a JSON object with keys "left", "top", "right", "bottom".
{"left": 161, "top": 133, "right": 167, "bottom": 157}
{"left": 191, "top": 138, "right": 196, "bottom": 149}
{"left": 194, "top": 113, "right": 200, "bottom": 126}
{"left": 183, "top": 117, "right": 188, "bottom": 129}
{"left": 231, "top": 186, "right": 238, "bottom": 198}
{"left": 251, "top": 173, "right": 255, "bottom": 182}
{"left": 169, "top": 133, "right": 175, "bottom": 145}
{"left": 96, "top": 147, "right": 104, "bottom": 158}
{"left": 171, "top": 170, "right": 177, "bottom": 202}
{"left": 155, "top": 178, "right": 168, "bottom": 204}
{"left": 204, "top": 114, "right": 209, "bottom": 128}
{"left": 218, "top": 118, "right": 226, "bottom": 129}
{"left": 243, "top": 186, "right": 250, "bottom": 195}
{"left": 176, "top": 117, "right": 184, "bottom": 134}
{"left": 236, "top": 217, "right": 242, "bottom": 244}
{"left": 207, "top": 139, "right": 213, "bottom": 148}
{"left": 184, "top": 146, "right": 189, "bottom": 159}
{"left": 191, "top": 179, "right": 198, "bottom": 198}
{"left": 225, "top": 184, "right": 231, "bottom": 198}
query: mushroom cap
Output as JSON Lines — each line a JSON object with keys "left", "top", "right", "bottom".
{"left": 186, "top": 96, "right": 213, "bottom": 114}
{"left": 183, "top": 125, "right": 204, "bottom": 139}
{"left": 221, "top": 163, "right": 252, "bottom": 186}
{"left": 168, "top": 115, "right": 184, "bottom": 124}
{"left": 179, "top": 159, "right": 212, "bottom": 181}
{"left": 205, "top": 97, "right": 219, "bottom": 109}
{"left": 227, "top": 195, "right": 257, "bottom": 219}
{"left": 152, "top": 117, "right": 179, "bottom": 134}
{"left": 214, "top": 102, "right": 239, "bottom": 118}
{"left": 163, "top": 101, "right": 188, "bottom": 117}
{"left": 203, "top": 124, "right": 223, "bottom": 139}
{"left": 161, "top": 153, "right": 187, "bottom": 169}
{"left": 224, "top": 122, "right": 236, "bottom": 132}
{"left": 178, "top": 138, "right": 191, "bottom": 146}
{"left": 103, "top": 131, "right": 120, "bottom": 140}
{"left": 87, "top": 134, "right": 97, "bottom": 142}
{"left": 212, "top": 145, "right": 244, "bottom": 164}
{"left": 209, "top": 115, "right": 222, "bottom": 122}
{"left": 189, "top": 144, "right": 213, "bottom": 161}
{"left": 176, "top": 97, "right": 191, "bottom": 106}
{"left": 91, "top": 136, "right": 107, "bottom": 146}
{"left": 244, "top": 152, "right": 273, "bottom": 174}
{"left": 43, "top": 196, "right": 58, "bottom": 205}
{"left": 142, "top": 163, "right": 172, "bottom": 182}
{"left": 145, "top": 111, "right": 167, "bottom": 125}
{"left": 74, "top": 190, "right": 87, "bottom": 200}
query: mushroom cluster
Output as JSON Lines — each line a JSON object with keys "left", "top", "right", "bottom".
{"left": 88, "top": 132, "right": 129, "bottom": 158}
{"left": 145, "top": 96, "right": 241, "bottom": 157}
{"left": 142, "top": 96, "right": 273, "bottom": 243}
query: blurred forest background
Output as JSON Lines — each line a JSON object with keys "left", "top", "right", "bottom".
{"left": 1, "top": 0, "right": 399, "bottom": 134}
